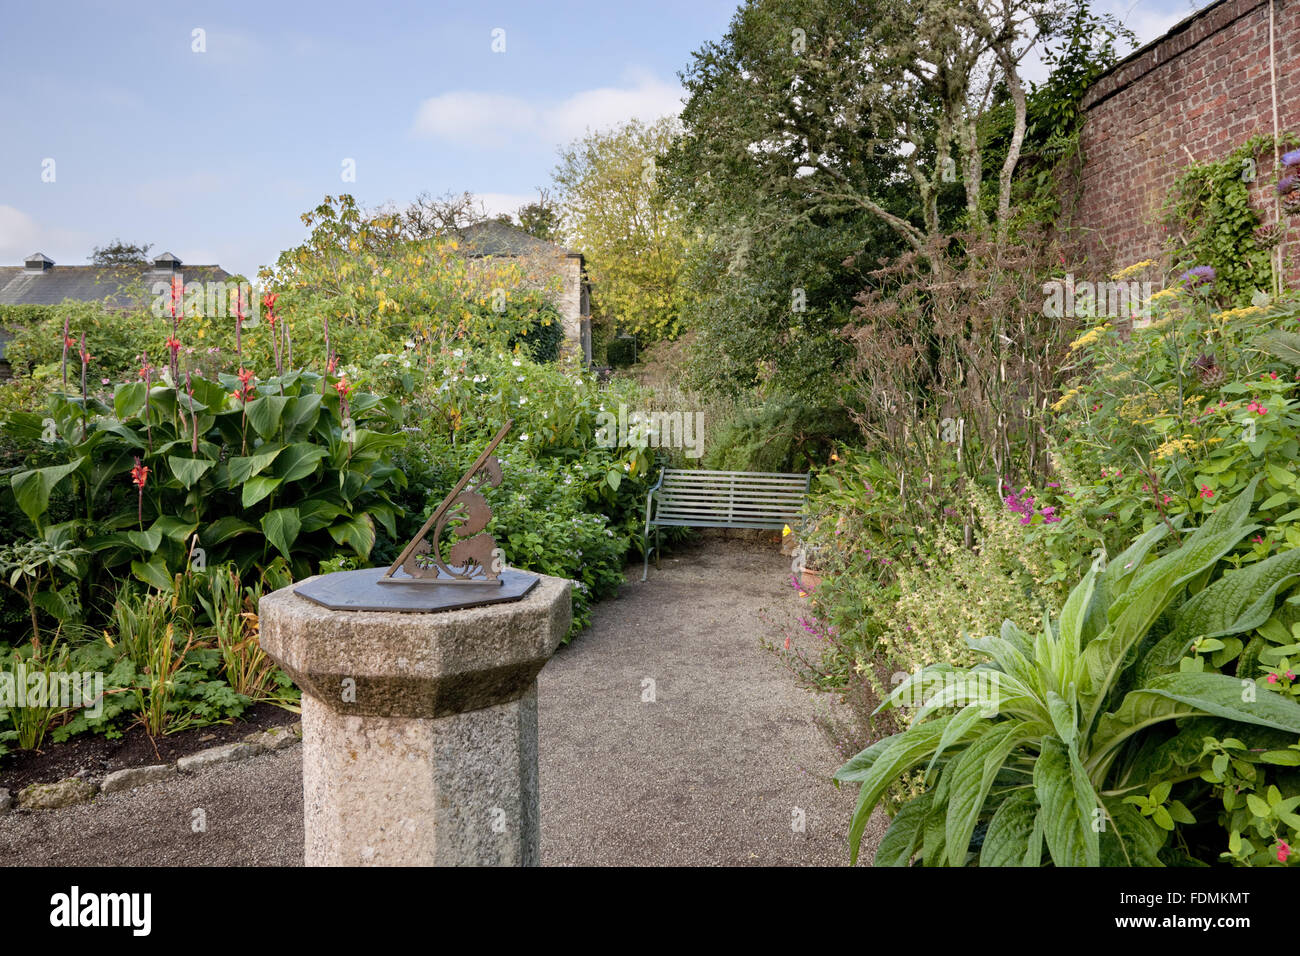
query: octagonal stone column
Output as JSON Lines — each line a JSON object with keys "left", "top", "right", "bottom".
{"left": 258, "top": 572, "right": 572, "bottom": 866}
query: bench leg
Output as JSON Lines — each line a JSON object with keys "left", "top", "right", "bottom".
{"left": 642, "top": 540, "right": 651, "bottom": 582}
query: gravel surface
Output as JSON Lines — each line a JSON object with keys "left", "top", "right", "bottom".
{"left": 0, "top": 536, "right": 885, "bottom": 866}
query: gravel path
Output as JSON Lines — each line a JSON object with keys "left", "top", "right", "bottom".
{"left": 0, "top": 536, "right": 883, "bottom": 866}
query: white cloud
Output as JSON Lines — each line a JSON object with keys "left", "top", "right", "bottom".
{"left": 412, "top": 72, "right": 684, "bottom": 150}
{"left": 0, "top": 206, "right": 87, "bottom": 265}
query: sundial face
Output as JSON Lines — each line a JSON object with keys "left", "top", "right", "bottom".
{"left": 294, "top": 567, "right": 539, "bottom": 613}
{"left": 294, "top": 421, "right": 539, "bottom": 613}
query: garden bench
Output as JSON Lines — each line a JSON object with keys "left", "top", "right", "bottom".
{"left": 641, "top": 468, "right": 811, "bottom": 581}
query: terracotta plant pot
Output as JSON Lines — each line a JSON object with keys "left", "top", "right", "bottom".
{"left": 797, "top": 568, "right": 824, "bottom": 593}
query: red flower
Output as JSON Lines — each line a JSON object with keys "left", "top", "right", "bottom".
{"left": 237, "top": 367, "right": 255, "bottom": 386}
{"left": 130, "top": 458, "right": 150, "bottom": 489}
{"left": 1279, "top": 841, "right": 1291, "bottom": 863}
{"left": 326, "top": 355, "right": 339, "bottom": 374}
{"left": 334, "top": 377, "right": 352, "bottom": 398}
{"left": 1200, "top": 485, "right": 1215, "bottom": 499}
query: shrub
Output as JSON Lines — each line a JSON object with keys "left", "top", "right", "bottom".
{"left": 704, "top": 396, "right": 854, "bottom": 473}
{"left": 836, "top": 481, "right": 1300, "bottom": 866}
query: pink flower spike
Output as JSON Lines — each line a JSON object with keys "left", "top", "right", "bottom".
{"left": 1268, "top": 673, "right": 1279, "bottom": 684}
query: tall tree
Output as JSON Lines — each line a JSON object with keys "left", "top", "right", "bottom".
{"left": 516, "top": 190, "right": 560, "bottom": 241}
{"left": 552, "top": 117, "right": 694, "bottom": 343}
{"left": 90, "top": 239, "right": 152, "bottom": 266}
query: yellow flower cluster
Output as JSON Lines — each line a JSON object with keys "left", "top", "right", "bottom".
{"left": 1148, "top": 287, "right": 1180, "bottom": 303}
{"left": 1154, "top": 436, "right": 1198, "bottom": 460}
{"left": 1051, "top": 387, "right": 1081, "bottom": 412}
{"left": 1212, "top": 305, "right": 1266, "bottom": 322}
{"left": 1112, "top": 259, "right": 1157, "bottom": 280}
{"left": 1068, "top": 323, "right": 1111, "bottom": 351}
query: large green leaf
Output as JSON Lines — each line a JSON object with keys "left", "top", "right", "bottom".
{"left": 260, "top": 507, "right": 302, "bottom": 559}
{"left": 1081, "top": 481, "right": 1259, "bottom": 720}
{"left": 945, "top": 720, "right": 1044, "bottom": 866}
{"left": 835, "top": 715, "right": 962, "bottom": 864}
{"left": 281, "top": 393, "right": 323, "bottom": 440}
{"left": 296, "top": 497, "right": 347, "bottom": 532}
{"left": 201, "top": 516, "right": 259, "bottom": 547}
{"left": 1096, "top": 672, "right": 1300, "bottom": 758}
{"left": 126, "top": 529, "right": 162, "bottom": 553}
{"left": 168, "top": 455, "right": 215, "bottom": 490}
{"left": 130, "top": 555, "right": 173, "bottom": 591}
{"left": 113, "top": 381, "right": 147, "bottom": 420}
{"left": 11, "top": 458, "right": 84, "bottom": 525}
{"left": 1099, "top": 800, "right": 1166, "bottom": 867}
{"left": 273, "top": 443, "right": 329, "bottom": 484}
{"left": 327, "top": 512, "right": 376, "bottom": 558}
{"left": 1034, "top": 737, "right": 1100, "bottom": 867}
{"left": 1254, "top": 330, "right": 1300, "bottom": 366}
{"left": 227, "top": 446, "right": 282, "bottom": 486}
{"left": 242, "top": 474, "right": 282, "bottom": 508}
{"left": 1140, "top": 548, "right": 1300, "bottom": 682}
{"left": 1058, "top": 563, "right": 1099, "bottom": 657}
{"left": 874, "top": 792, "right": 932, "bottom": 867}
{"left": 244, "top": 395, "right": 292, "bottom": 440}
{"left": 979, "top": 788, "right": 1040, "bottom": 867}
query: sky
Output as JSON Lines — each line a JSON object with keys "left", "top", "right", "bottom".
{"left": 0, "top": 0, "right": 1212, "bottom": 279}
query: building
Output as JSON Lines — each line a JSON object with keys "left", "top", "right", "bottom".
{"left": 456, "top": 221, "right": 592, "bottom": 365}
{"left": 0, "top": 252, "right": 233, "bottom": 377}
{"left": 1072, "top": 0, "right": 1298, "bottom": 273}
{"left": 0, "top": 252, "right": 232, "bottom": 308}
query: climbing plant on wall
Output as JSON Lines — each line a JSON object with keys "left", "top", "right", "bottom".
{"left": 1163, "top": 134, "right": 1299, "bottom": 304}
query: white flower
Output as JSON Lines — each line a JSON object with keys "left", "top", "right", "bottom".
{"left": 402, "top": 359, "right": 411, "bottom": 368}
{"left": 541, "top": 410, "right": 548, "bottom": 418}
{"left": 512, "top": 359, "right": 522, "bottom": 367}
{"left": 453, "top": 348, "right": 464, "bottom": 357}
{"left": 519, "top": 397, "right": 527, "bottom": 405}
{"left": 516, "top": 375, "right": 525, "bottom": 382}
{"left": 520, "top": 433, "right": 530, "bottom": 441}
{"left": 404, "top": 339, "right": 416, "bottom": 349}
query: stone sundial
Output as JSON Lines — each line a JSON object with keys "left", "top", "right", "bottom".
{"left": 294, "top": 420, "right": 539, "bottom": 612}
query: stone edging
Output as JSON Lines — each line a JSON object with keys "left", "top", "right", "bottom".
{"left": 0, "top": 722, "right": 301, "bottom": 814}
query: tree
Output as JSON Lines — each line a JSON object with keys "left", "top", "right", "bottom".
{"left": 516, "top": 191, "right": 559, "bottom": 241}
{"left": 552, "top": 118, "right": 695, "bottom": 343}
{"left": 90, "top": 239, "right": 152, "bottom": 266}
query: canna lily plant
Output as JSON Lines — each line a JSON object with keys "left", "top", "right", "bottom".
{"left": 837, "top": 476, "right": 1300, "bottom": 866}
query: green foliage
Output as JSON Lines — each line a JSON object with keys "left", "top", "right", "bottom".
{"left": 1162, "top": 134, "right": 1299, "bottom": 303}
{"left": 704, "top": 396, "right": 854, "bottom": 473}
{"left": 1042, "top": 289, "right": 1300, "bottom": 587}
{"left": 2, "top": 365, "right": 405, "bottom": 619}
{"left": 553, "top": 118, "right": 694, "bottom": 343}
{"left": 836, "top": 483, "right": 1300, "bottom": 866}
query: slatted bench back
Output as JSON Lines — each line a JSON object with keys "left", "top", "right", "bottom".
{"left": 650, "top": 469, "right": 810, "bottom": 530}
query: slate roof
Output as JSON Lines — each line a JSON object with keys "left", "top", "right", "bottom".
{"left": 456, "top": 221, "right": 581, "bottom": 261}
{"left": 0, "top": 254, "right": 233, "bottom": 309}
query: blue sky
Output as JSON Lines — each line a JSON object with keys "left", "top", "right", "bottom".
{"left": 0, "top": 0, "right": 1209, "bottom": 278}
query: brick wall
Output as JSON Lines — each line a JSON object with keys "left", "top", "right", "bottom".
{"left": 1072, "top": 0, "right": 1299, "bottom": 275}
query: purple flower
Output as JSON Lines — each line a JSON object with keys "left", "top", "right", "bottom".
{"left": 1278, "top": 175, "right": 1297, "bottom": 195}
{"left": 1180, "top": 265, "right": 1216, "bottom": 287}
{"left": 1282, "top": 149, "right": 1300, "bottom": 168}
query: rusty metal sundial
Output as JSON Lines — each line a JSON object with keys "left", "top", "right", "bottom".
{"left": 295, "top": 421, "right": 539, "bottom": 613}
